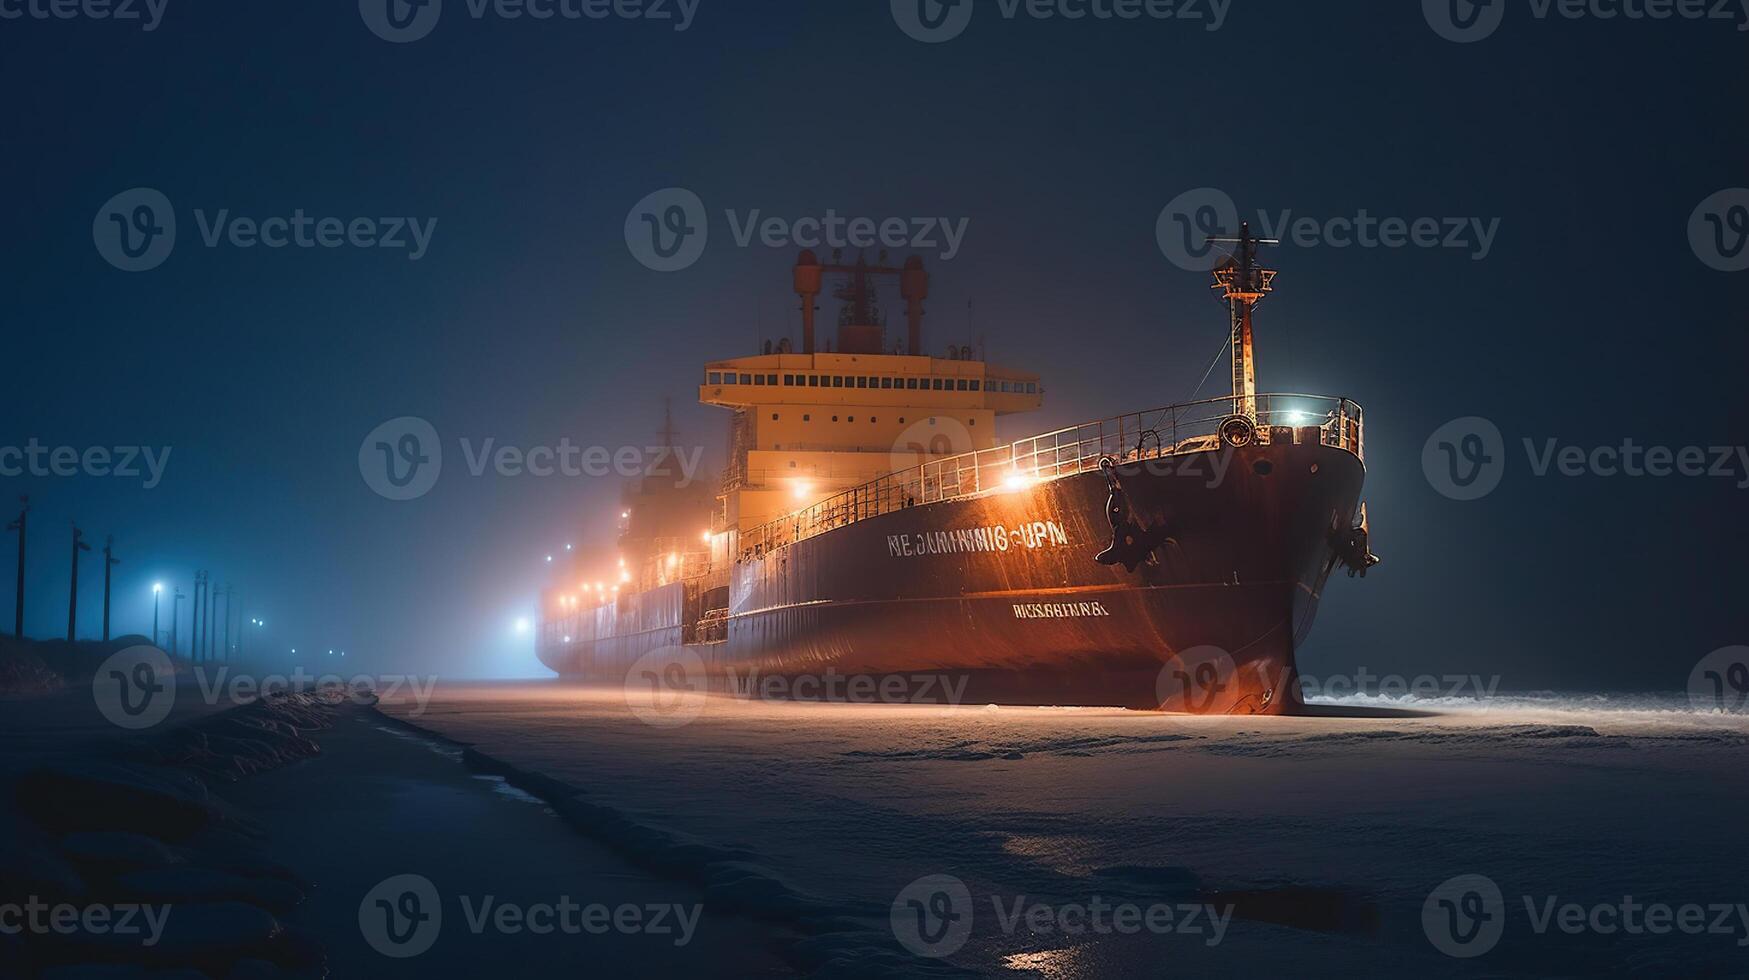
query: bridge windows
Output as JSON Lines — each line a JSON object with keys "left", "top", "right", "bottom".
{"left": 709, "top": 372, "right": 722, "bottom": 384}
{"left": 740, "top": 373, "right": 753, "bottom": 385}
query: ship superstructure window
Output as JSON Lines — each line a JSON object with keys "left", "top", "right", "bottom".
{"left": 771, "top": 413, "right": 779, "bottom": 420}
{"left": 956, "top": 380, "right": 969, "bottom": 391}
{"left": 709, "top": 372, "right": 722, "bottom": 384}
{"left": 767, "top": 374, "right": 778, "bottom": 385}
{"left": 906, "top": 378, "right": 918, "bottom": 390}
{"left": 971, "top": 380, "right": 981, "bottom": 391}
{"left": 880, "top": 378, "right": 892, "bottom": 389}
{"left": 803, "top": 414, "right": 810, "bottom": 421}
{"left": 740, "top": 373, "right": 752, "bottom": 384}
{"left": 832, "top": 377, "right": 844, "bottom": 388}
{"left": 866, "top": 376, "right": 878, "bottom": 387}
{"left": 783, "top": 375, "right": 793, "bottom": 385}
{"left": 755, "top": 375, "right": 766, "bottom": 385}
{"left": 856, "top": 377, "right": 867, "bottom": 388}
{"left": 1026, "top": 382, "right": 1037, "bottom": 393}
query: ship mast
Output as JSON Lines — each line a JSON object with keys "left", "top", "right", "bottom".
{"left": 1207, "top": 222, "right": 1278, "bottom": 420}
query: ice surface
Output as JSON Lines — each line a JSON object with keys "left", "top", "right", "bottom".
{"left": 376, "top": 683, "right": 1749, "bottom": 977}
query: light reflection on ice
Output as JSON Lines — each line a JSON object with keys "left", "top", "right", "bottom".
{"left": 1001, "top": 946, "right": 1092, "bottom": 978}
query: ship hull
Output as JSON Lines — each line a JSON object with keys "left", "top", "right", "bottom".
{"left": 538, "top": 436, "right": 1364, "bottom": 714}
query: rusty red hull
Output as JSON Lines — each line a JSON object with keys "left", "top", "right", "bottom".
{"left": 538, "top": 438, "right": 1365, "bottom": 714}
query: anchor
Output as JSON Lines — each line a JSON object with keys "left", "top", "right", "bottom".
{"left": 1093, "top": 457, "right": 1170, "bottom": 573}
{"left": 1333, "top": 502, "right": 1382, "bottom": 578}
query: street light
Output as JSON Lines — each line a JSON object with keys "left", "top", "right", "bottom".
{"left": 152, "top": 582, "right": 163, "bottom": 647}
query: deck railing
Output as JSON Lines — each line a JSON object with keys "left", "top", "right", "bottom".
{"left": 734, "top": 393, "right": 1363, "bottom": 561}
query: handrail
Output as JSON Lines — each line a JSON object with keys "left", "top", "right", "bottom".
{"left": 734, "top": 393, "right": 1363, "bottom": 561}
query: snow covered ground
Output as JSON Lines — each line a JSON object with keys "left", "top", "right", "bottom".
{"left": 376, "top": 683, "right": 1749, "bottom": 977}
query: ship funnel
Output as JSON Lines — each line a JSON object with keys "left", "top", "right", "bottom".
{"left": 794, "top": 250, "right": 823, "bottom": 354}
{"left": 900, "top": 256, "right": 928, "bottom": 356}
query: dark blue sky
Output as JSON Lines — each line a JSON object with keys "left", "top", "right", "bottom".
{"left": 3, "top": 2, "right": 1745, "bottom": 686}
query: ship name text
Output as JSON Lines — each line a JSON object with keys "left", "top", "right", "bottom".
{"left": 1012, "top": 601, "right": 1112, "bottom": 620}
{"left": 887, "top": 521, "right": 1069, "bottom": 558}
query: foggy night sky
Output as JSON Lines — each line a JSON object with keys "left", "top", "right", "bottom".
{"left": 3, "top": 3, "right": 1745, "bottom": 686}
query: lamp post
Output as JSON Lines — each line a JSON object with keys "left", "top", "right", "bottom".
{"left": 101, "top": 536, "right": 119, "bottom": 642}
{"left": 171, "top": 586, "right": 183, "bottom": 656}
{"left": 67, "top": 525, "right": 91, "bottom": 642}
{"left": 192, "top": 571, "right": 206, "bottom": 663}
{"left": 6, "top": 496, "right": 25, "bottom": 639}
{"left": 152, "top": 582, "right": 163, "bottom": 648}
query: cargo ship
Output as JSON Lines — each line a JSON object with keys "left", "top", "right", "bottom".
{"left": 537, "top": 226, "right": 1378, "bottom": 714}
